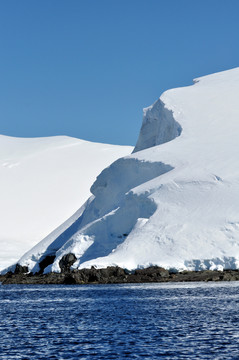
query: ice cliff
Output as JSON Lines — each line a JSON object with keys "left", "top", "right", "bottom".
{"left": 133, "top": 98, "right": 182, "bottom": 153}
{"left": 7, "top": 67, "right": 239, "bottom": 273}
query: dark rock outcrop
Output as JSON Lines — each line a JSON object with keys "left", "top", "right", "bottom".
{"left": 59, "top": 253, "right": 77, "bottom": 273}
{"left": 38, "top": 255, "right": 56, "bottom": 274}
{"left": 130, "top": 266, "right": 169, "bottom": 282}
{"left": 14, "top": 264, "right": 28, "bottom": 274}
{"left": 2, "top": 266, "right": 239, "bottom": 285}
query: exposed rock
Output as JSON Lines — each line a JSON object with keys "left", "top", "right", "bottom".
{"left": 135, "top": 266, "right": 169, "bottom": 278}
{"left": 59, "top": 253, "right": 77, "bottom": 273}
{"left": 2, "top": 266, "right": 239, "bottom": 285}
{"left": 39, "top": 255, "right": 56, "bottom": 274}
{"left": 63, "top": 274, "right": 77, "bottom": 285}
{"left": 14, "top": 264, "right": 28, "bottom": 274}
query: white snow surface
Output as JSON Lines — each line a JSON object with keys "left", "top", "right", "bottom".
{"left": 9, "top": 67, "right": 239, "bottom": 273}
{"left": 0, "top": 135, "right": 132, "bottom": 271}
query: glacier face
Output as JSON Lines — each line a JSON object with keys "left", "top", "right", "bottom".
{"left": 10, "top": 67, "right": 239, "bottom": 273}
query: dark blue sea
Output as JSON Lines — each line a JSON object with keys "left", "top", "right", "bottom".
{"left": 1, "top": 282, "right": 239, "bottom": 359}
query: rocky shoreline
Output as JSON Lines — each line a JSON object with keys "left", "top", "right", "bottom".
{"left": 1, "top": 265, "right": 239, "bottom": 285}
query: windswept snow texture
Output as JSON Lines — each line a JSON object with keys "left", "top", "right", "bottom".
{"left": 0, "top": 136, "right": 132, "bottom": 271}
{"left": 14, "top": 67, "right": 239, "bottom": 273}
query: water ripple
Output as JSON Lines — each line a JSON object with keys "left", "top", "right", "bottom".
{"left": 1, "top": 282, "right": 239, "bottom": 359}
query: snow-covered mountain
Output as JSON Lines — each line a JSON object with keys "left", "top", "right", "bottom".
{"left": 6, "top": 67, "right": 239, "bottom": 274}
{"left": 0, "top": 135, "right": 132, "bottom": 270}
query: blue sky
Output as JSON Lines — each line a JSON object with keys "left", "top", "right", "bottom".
{"left": 0, "top": 0, "right": 239, "bottom": 146}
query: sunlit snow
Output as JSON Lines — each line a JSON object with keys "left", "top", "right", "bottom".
{"left": 5, "top": 67, "right": 239, "bottom": 273}
{"left": 0, "top": 135, "right": 132, "bottom": 270}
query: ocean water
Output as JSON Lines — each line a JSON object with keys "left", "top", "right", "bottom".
{"left": 1, "top": 282, "right": 239, "bottom": 359}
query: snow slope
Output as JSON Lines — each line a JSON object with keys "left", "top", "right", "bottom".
{"left": 0, "top": 135, "right": 132, "bottom": 270}
{"left": 10, "top": 67, "right": 239, "bottom": 273}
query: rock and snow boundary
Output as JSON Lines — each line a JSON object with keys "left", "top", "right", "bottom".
{"left": 4, "top": 67, "right": 239, "bottom": 275}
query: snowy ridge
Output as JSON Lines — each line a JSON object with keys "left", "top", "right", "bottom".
{"left": 0, "top": 135, "right": 132, "bottom": 271}
{"left": 8, "top": 67, "right": 239, "bottom": 273}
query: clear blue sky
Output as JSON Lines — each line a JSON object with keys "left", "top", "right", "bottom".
{"left": 0, "top": 0, "right": 239, "bottom": 146}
